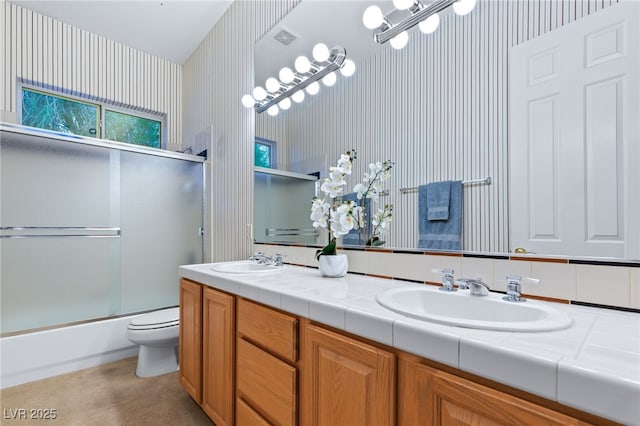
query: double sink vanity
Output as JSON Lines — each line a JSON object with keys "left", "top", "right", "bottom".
{"left": 178, "top": 260, "right": 639, "bottom": 425}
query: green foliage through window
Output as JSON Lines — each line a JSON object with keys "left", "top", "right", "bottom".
{"left": 255, "top": 141, "right": 273, "bottom": 168}
{"left": 104, "top": 110, "right": 161, "bottom": 148}
{"left": 22, "top": 88, "right": 99, "bottom": 137}
{"left": 21, "top": 87, "right": 163, "bottom": 149}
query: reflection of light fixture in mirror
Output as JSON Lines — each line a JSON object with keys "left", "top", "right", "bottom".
{"left": 322, "top": 72, "right": 337, "bottom": 87}
{"left": 390, "top": 31, "right": 409, "bottom": 49}
{"left": 306, "top": 81, "right": 320, "bottom": 95}
{"left": 363, "top": 0, "right": 476, "bottom": 47}
{"left": 292, "top": 90, "right": 305, "bottom": 103}
{"left": 265, "top": 77, "right": 280, "bottom": 93}
{"left": 340, "top": 59, "right": 356, "bottom": 77}
{"left": 242, "top": 44, "right": 352, "bottom": 114}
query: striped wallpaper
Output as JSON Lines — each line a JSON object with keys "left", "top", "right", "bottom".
{"left": 183, "top": 0, "right": 300, "bottom": 262}
{"left": 1, "top": 0, "right": 622, "bottom": 261}
{"left": 255, "top": 0, "right": 620, "bottom": 253}
{"left": 1, "top": 2, "right": 183, "bottom": 150}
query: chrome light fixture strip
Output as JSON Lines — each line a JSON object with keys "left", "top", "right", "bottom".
{"left": 374, "top": 0, "right": 457, "bottom": 44}
{"left": 254, "top": 46, "right": 346, "bottom": 114}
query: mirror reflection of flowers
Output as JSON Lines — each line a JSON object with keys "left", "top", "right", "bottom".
{"left": 353, "top": 160, "right": 394, "bottom": 246}
{"left": 311, "top": 150, "right": 394, "bottom": 259}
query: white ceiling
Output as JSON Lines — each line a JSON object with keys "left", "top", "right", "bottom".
{"left": 254, "top": 0, "right": 392, "bottom": 85}
{"left": 10, "top": 0, "right": 234, "bottom": 64}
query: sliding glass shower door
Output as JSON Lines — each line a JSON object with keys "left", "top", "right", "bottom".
{"left": 0, "top": 126, "right": 203, "bottom": 334}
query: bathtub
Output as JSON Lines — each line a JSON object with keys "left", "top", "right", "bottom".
{"left": 0, "top": 315, "right": 140, "bottom": 389}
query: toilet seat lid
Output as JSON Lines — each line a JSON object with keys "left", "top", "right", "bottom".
{"left": 130, "top": 307, "right": 179, "bottom": 327}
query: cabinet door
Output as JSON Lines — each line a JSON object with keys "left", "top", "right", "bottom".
{"left": 302, "top": 323, "right": 395, "bottom": 426}
{"left": 398, "top": 356, "right": 586, "bottom": 426}
{"left": 202, "top": 287, "right": 235, "bottom": 426}
{"left": 179, "top": 278, "right": 202, "bottom": 403}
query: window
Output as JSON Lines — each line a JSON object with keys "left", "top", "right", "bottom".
{"left": 255, "top": 137, "right": 277, "bottom": 168}
{"left": 21, "top": 88, "right": 99, "bottom": 137}
{"left": 104, "top": 110, "right": 161, "bottom": 149}
{"left": 20, "top": 87, "right": 163, "bottom": 149}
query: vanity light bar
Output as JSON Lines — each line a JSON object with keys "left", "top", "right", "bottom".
{"left": 363, "top": 0, "right": 477, "bottom": 49}
{"left": 375, "top": 0, "right": 456, "bottom": 44}
{"left": 254, "top": 46, "right": 346, "bottom": 114}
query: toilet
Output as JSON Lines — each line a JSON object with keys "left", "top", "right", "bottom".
{"left": 127, "top": 307, "right": 180, "bottom": 377}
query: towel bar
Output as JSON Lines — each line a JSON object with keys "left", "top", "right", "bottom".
{"left": 399, "top": 177, "right": 491, "bottom": 194}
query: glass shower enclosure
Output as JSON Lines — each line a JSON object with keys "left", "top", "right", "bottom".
{"left": 0, "top": 124, "right": 204, "bottom": 335}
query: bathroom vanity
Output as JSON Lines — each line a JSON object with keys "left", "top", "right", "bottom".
{"left": 178, "top": 263, "right": 639, "bottom": 425}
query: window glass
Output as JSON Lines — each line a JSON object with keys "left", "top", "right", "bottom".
{"left": 104, "top": 110, "right": 161, "bottom": 149}
{"left": 21, "top": 88, "right": 99, "bottom": 137}
{"left": 255, "top": 138, "right": 276, "bottom": 168}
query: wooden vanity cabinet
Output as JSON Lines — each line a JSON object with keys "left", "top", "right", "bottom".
{"left": 301, "top": 322, "right": 396, "bottom": 426}
{"left": 179, "top": 279, "right": 235, "bottom": 426}
{"left": 178, "top": 278, "right": 202, "bottom": 403}
{"left": 398, "top": 353, "right": 599, "bottom": 426}
{"left": 236, "top": 298, "right": 299, "bottom": 426}
{"left": 180, "top": 278, "right": 613, "bottom": 426}
{"left": 201, "top": 287, "right": 235, "bottom": 426}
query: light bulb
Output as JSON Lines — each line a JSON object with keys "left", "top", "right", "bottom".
{"left": 362, "top": 5, "right": 384, "bottom": 30}
{"left": 306, "top": 81, "right": 320, "bottom": 95}
{"left": 322, "top": 72, "right": 337, "bottom": 87}
{"left": 252, "top": 86, "right": 267, "bottom": 101}
{"left": 453, "top": 0, "right": 476, "bottom": 16}
{"left": 312, "top": 43, "right": 330, "bottom": 62}
{"left": 295, "top": 55, "right": 311, "bottom": 73}
{"left": 393, "top": 0, "right": 414, "bottom": 10}
{"left": 390, "top": 31, "right": 409, "bottom": 49}
{"left": 340, "top": 59, "right": 356, "bottom": 77}
{"left": 267, "top": 105, "right": 279, "bottom": 116}
{"left": 241, "top": 94, "right": 255, "bottom": 108}
{"left": 279, "top": 67, "right": 295, "bottom": 84}
{"left": 292, "top": 90, "right": 305, "bottom": 103}
{"left": 265, "top": 77, "right": 280, "bottom": 93}
{"left": 419, "top": 13, "right": 440, "bottom": 34}
{"left": 278, "top": 97, "right": 291, "bottom": 110}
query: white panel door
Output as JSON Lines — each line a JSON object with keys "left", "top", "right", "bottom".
{"left": 510, "top": 3, "right": 639, "bottom": 258}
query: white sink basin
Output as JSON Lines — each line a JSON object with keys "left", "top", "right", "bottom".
{"left": 210, "top": 261, "right": 284, "bottom": 274}
{"left": 376, "top": 286, "right": 572, "bottom": 332}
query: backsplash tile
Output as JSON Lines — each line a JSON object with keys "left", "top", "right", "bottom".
{"left": 460, "top": 257, "right": 495, "bottom": 287}
{"left": 529, "top": 262, "right": 577, "bottom": 300}
{"left": 254, "top": 243, "right": 639, "bottom": 310}
{"left": 576, "top": 264, "right": 630, "bottom": 308}
{"left": 493, "top": 259, "right": 532, "bottom": 293}
{"left": 631, "top": 269, "right": 640, "bottom": 309}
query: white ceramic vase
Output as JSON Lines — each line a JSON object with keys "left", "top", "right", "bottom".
{"left": 318, "top": 254, "right": 348, "bottom": 278}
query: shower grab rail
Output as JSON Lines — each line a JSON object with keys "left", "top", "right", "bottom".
{"left": 399, "top": 177, "right": 492, "bottom": 194}
{"left": 0, "top": 226, "right": 121, "bottom": 238}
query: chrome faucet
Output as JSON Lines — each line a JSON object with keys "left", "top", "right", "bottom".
{"left": 437, "top": 268, "right": 457, "bottom": 292}
{"left": 503, "top": 275, "right": 525, "bottom": 302}
{"left": 249, "top": 252, "right": 284, "bottom": 266}
{"left": 456, "top": 278, "right": 490, "bottom": 296}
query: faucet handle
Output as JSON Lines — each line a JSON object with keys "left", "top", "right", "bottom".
{"left": 273, "top": 253, "right": 286, "bottom": 266}
{"left": 503, "top": 275, "right": 539, "bottom": 302}
{"left": 432, "top": 268, "right": 456, "bottom": 292}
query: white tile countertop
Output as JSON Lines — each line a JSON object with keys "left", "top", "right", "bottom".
{"left": 179, "top": 263, "right": 640, "bottom": 425}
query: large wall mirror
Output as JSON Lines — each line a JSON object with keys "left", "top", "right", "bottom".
{"left": 254, "top": 0, "right": 639, "bottom": 261}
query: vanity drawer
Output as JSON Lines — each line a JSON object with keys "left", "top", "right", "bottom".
{"left": 237, "top": 298, "right": 298, "bottom": 362}
{"left": 236, "top": 338, "right": 297, "bottom": 426}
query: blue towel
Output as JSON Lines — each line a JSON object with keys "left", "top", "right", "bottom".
{"left": 426, "top": 181, "right": 451, "bottom": 221}
{"left": 340, "top": 192, "right": 370, "bottom": 246}
{"left": 418, "top": 180, "right": 463, "bottom": 250}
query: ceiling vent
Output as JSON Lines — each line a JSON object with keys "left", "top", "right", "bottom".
{"left": 273, "top": 29, "right": 296, "bottom": 46}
